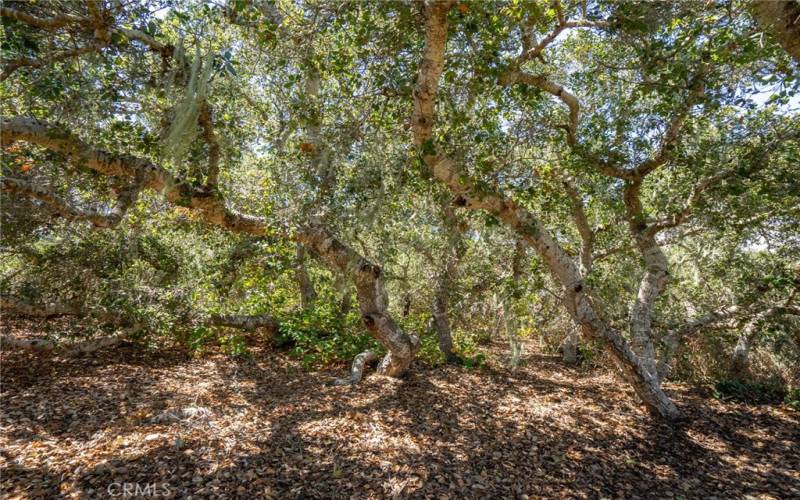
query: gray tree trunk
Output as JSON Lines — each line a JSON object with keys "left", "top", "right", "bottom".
{"left": 334, "top": 273, "right": 352, "bottom": 317}
{"left": 561, "top": 327, "right": 579, "bottom": 364}
{"left": 629, "top": 234, "right": 668, "bottom": 377}
{"left": 298, "top": 223, "right": 419, "bottom": 378}
{"left": 431, "top": 200, "right": 466, "bottom": 364}
{"left": 729, "top": 310, "right": 770, "bottom": 378}
{"left": 432, "top": 292, "right": 459, "bottom": 364}
{"left": 295, "top": 244, "right": 317, "bottom": 309}
{"left": 624, "top": 178, "right": 667, "bottom": 379}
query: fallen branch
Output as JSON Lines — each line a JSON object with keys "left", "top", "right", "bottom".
{"left": 1, "top": 296, "right": 120, "bottom": 323}
{"left": 1, "top": 324, "right": 139, "bottom": 355}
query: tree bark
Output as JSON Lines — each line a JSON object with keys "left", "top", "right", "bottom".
{"left": 432, "top": 292, "right": 458, "bottom": 363}
{"left": 298, "top": 223, "right": 419, "bottom": 378}
{"left": 657, "top": 303, "right": 744, "bottom": 381}
{"left": 560, "top": 176, "right": 594, "bottom": 277}
{"left": 729, "top": 305, "right": 800, "bottom": 378}
{"left": 555, "top": 176, "right": 588, "bottom": 362}
{"left": 629, "top": 234, "right": 667, "bottom": 377}
{"left": 1, "top": 322, "right": 139, "bottom": 355}
{"left": 2, "top": 175, "right": 142, "bottom": 229}
{"left": 334, "top": 273, "right": 353, "bottom": 317}
{"left": 729, "top": 321, "right": 757, "bottom": 379}
{"left": 561, "top": 327, "right": 579, "bottom": 364}
{"left": 624, "top": 179, "right": 666, "bottom": 378}
{"left": 1, "top": 333, "right": 127, "bottom": 354}
{"left": 431, "top": 200, "right": 465, "bottom": 364}
{"left": 295, "top": 244, "right": 317, "bottom": 309}
{"left": 750, "top": 1, "right": 800, "bottom": 64}
{"left": 329, "top": 350, "right": 379, "bottom": 386}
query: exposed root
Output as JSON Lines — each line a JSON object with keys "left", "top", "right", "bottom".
{"left": 329, "top": 350, "right": 379, "bottom": 386}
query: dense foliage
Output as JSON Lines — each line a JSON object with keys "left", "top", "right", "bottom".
{"left": 1, "top": 0, "right": 798, "bottom": 419}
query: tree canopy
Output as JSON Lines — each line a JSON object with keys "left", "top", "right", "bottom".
{"left": 2, "top": 0, "right": 799, "bottom": 421}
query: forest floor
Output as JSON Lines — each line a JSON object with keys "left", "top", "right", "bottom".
{"left": 1, "top": 322, "right": 799, "bottom": 499}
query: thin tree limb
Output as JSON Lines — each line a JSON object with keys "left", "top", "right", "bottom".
{"left": 2, "top": 176, "right": 142, "bottom": 228}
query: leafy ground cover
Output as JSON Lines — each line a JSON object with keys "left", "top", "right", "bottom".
{"left": 1, "top": 321, "right": 798, "bottom": 499}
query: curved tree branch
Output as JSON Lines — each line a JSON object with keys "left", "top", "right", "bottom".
{"left": 2, "top": 325, "right": 138, "bottom": 355}
{"left": 2, "top": 175, "right": 142, "bottom": 228}
{"left": 559, "top": 175, "right": 594, "bottom": 276}
{"left": 329, "top": 350, "right": 380, "bottom": 386}
{"left": 1, "top": 116, "right": 268, "bottom": 235}
{"left": 632, "top": 71, "right": 707, "bottom": 178}
{"left": 0, "top": 6, "right": 85, "bottom": 30}
{"left": 0, "top": 45, "right": 100, "bottom": 81}
{"left": 412, "top": 0, "right": 681, "bottom": 420}
{"left": 500, "top": 71, "right": 580, "bottom": 147}
{"left": 1, "top": 116, "right": 419, "bottom": 380}
{"left": 648, "top": 168, "right": 736, "bottom": 234}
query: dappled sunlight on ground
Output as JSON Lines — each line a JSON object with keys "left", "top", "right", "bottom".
{"left": 1, "top": 333, "right": 798, "bottom": 498}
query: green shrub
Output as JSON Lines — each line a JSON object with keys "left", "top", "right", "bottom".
{"left": 277, "top": 303, "right": 377, "bottom": 370}
{"left": 462, "top": 353, "right": 486, "bottom": 370}
{"left": 784, "top": 387, "right": 800, "bottom": 411}
{"left": 219, "top": 333, "right": 250, "bottom": 358}
{"left": 416, "top": 330, "right": 445, "bottom": 365}
{"left": 712, "top": 379, "right": 787, "bottom": 404}
{"left": 186, "top": 325, "right": 215, "bottom": 354}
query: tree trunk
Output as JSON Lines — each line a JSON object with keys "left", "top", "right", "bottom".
{"left": 506, "top": 239, "right": 526, "bottom": 367}
{"left": 505, "top": 308, "right": 523, "bottom": 369}
{"left": 1, "top": 333, "right": 126, "bottom": 354}
{"left": 298, "top": 223, "right": 419, "bottom": 378}
{"left": 1, "top": 117, "right": 416, "bottom": 381}
{"left": 402, "top": 294, "right": 412, "bottom": 317}
{"left": 295, "top": 244, "right": 317, "bottom": 309}
{"left": 330, "top": 350, "right": 379, "bottom": 386}
{"left": 431, "top": 200, "right": 465, "bottom": 364}
{"left": 730, "top": 305, "right": 800, "bottom": 378}
{"left": 334, "top": 273, "right": 352, "bottom": 317}
{"left": 729, "top": 309, "right": 770, "bottom": 379}
{"left": 629, "top": 234, "right": 668, "bottom": 378}
{"left": 490, "top": 296, "right": 505, "bottom": 342}
{"left": 750, "top": 1, "right": 800, "bottom": 63}
{"left": 1, "top": 323, "right": 139, "bottom": 355}
{"left": 729, "top": 331, "right": 753, "bottom": 379}
{"left": 561, "top": 326, "right": 579, "bottom": 364}
{"left": 432, "top": 292, "right": 459, "bottom": 364}
{"left": 621, "top": 175, "right": 668, "bottom": 379}
{"left": 658, "top": 303, "right": 745, "bottom": 381}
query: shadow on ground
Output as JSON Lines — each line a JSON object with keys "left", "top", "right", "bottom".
{"left": 1, "top": 336, "right": 798, "bottom": 498}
